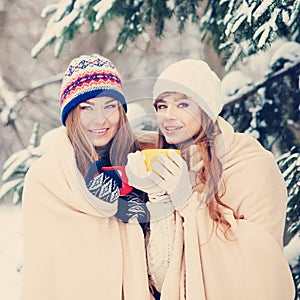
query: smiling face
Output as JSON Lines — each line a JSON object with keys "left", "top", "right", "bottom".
{"left": 154, "top": 92, "right": 202, "bottom": 145}
{"left": 79, "top": 97, "right": 120, "bottom": 147}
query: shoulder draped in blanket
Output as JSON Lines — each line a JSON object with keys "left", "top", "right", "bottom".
{"left": 147, "top": 117, "right": 295, "bottom": 300}
{"left": 22, "top": 126, "right": 151, "bottom": 300}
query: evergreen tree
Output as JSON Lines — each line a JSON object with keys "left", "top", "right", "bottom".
{"left": 0, "top": 124, "right": 41, "bottom": 204}
{"left": 32, "top": 0, "right": 300, "bottom": 69}
{"left": 221, "top": 47, "right": 300, "bottom": 153}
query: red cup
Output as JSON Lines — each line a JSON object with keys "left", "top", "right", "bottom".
{"left": 102, "top": 166, "right": 133, "bottom": 196}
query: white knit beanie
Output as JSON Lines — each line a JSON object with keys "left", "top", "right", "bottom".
{"left": 153, "top": 59, "right": 223, "bottom": 122}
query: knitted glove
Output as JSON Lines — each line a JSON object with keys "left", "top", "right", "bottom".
{"left": 151, "top": 150, "right": 193, "bottom": 210}
{"left": 85, "top": 160, "right": 121, "bottom": 203}
{"left": 115, "top": 190, "right": 148, "bottom": 223}
{"left": 125, "top": 151, "right": 166, "bottom": 196}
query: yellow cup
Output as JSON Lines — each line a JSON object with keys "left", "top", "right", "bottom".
{"left": 141, "top": 149, "right": 181, "bottom": 171}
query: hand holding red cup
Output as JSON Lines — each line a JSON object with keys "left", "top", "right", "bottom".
{"left": 102, "top": 166, "right": 133, "bottom": 196}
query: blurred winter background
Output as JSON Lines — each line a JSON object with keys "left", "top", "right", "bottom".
{"left": 0, "top": 0, "right": 299, "bottom": 299}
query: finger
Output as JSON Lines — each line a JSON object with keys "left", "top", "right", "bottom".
{"left": 167, "top": 149, "right": 182, "bottom": 167}
{"left": 127, "top": 151, "right": 140, "bottom": 159}
{"left": 127, "top": 152, "right": 139, "bottom": 169}
{"left": 168, "top": 150, "right": 189, "bottom": 174}
{"left": 152, "top": 160, "right": 173, "bottom": 181}
{"left": 147, "top": 170, "right": 163, "bottom": 185}
{"left": 157, "top": 154, "right": 179, "bottom": 176}
{"left": 147, "top": 170, "right": 168, "bottom": 193}
{"left": 127, "top": 151, "right": 143, "bottom": 176}
{"left": 136, "top": 152, "right": 148, "bottom": 175}
{"left": 126, "top": 152, "right": 140, "bottom": 179}
{"left": 128, "top": 151, "right": 148, "bottom": 176}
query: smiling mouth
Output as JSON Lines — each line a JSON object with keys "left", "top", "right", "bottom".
{"left": 164, "top": 126, "right": 183, "bottom": 132}
{"left": 90, "top": 128, "right": 109, "bottom": 134}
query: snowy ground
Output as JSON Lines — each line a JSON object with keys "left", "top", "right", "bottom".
{"left": 0, "top": 204, "right": 23, "bottom": 300}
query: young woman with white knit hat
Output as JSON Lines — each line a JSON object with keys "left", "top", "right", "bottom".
{"left": 125, "top": 59, "right": 295, "bottom": 299}
{"left": 22, "top": 54, "right": 152, "bottom": 300}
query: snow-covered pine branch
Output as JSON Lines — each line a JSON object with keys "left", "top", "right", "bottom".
{"left": 0, "top": 72, "right": 63, "bottom": 126}
{"left": 31, "top": 0, "right": 300, "bottom": 70}
{"left": 223, "top": 60, "right": 300, "bottom": 107}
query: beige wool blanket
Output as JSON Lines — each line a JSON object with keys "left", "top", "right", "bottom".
{"left": 22, "top": 127, "right": 151, "bottom": 300}
{"left": 148, "top": 117, "right": 295, "bottom": 300}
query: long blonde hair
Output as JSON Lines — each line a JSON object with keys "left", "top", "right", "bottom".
{"left": 65, "top": 104, "right": 140, "bottom": 176}
{"left": 154, "top": 93, "right": 243, "bottom": 236}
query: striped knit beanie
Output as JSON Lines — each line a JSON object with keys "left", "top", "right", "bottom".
{"left": 60, "top": 54, "right": 127, "bottom": 125}
{"left": 153, "top": 59, "right": 223, "bottom": 122}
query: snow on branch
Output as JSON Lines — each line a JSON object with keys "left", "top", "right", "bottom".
{"left": 93, "top": 0, "right": 115, "bottom": 30}
{"left": 288, "top": 0, "right": 300, "bottom": 27}
{"left": 0, "top": 74, "right": 18, "bottom": 125}
{"left": 31, "top": 0, "right": 94, "bottom": 58}
{"left": 223, "top": 60, "right": 300, "bottom": 107}
{"left": 230, "top": 1, "right": 256, "bottom": 33}
{"left": 252, "top": 0, "right": 273, "bottom": 20}
{"left": 0, "top": 72, "right": 63, "bottom": 126}
{"left": 31, "top": 0, "right": 115, "bottom": 58}
{"left": 253, "top": 8, "right": 280, "bottom": 48}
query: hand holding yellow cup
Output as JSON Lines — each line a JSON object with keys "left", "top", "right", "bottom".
{"left": 141, "top": 149, "right": 181, "bottom": 171}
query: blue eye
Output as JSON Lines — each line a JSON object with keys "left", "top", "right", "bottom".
{"left": 178, "top": 102, "right": 189, "bottom": 108}
{"left": 156, "top": 103, "right": 168, "bottom": 110}
{"left": 104, "top": 101, "right": 118, "bottom": 110}
{"left": 80, "top": 104, "right": 93, "bottom": 111}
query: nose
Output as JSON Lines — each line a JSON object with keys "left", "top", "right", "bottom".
{"left": 90, "top": 107, "right": 107, "bottom": 126}
{"left": 164, "top": 103, "right": 178, "bottom": 119}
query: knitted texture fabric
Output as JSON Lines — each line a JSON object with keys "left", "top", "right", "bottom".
{"left": 60, "top": 54, "right": 127, "bottom": 125}
{"left": 147, "top": 213, "right": 175, "bottom": 293}
{"left": 153, "top": 59, "right": 223, "bottom": 122}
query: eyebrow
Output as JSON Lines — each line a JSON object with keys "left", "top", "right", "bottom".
{"left": 81, "top": 100, "right": 95, "bottom": 106}
{"left": 103, "top": 99, "right": 118, "bottom": 105}
{"left": 156, "top": 97, "right": 190, "bottom": 103}
{"left": 155, "top": 98, "right": 166, "bottom": 103}
{"left": 81, "top": 99, "right": 118, "bottom": 106}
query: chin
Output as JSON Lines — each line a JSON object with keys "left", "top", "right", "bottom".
{"left": 165, "top": 137, "right": 180, "bottom": 145}
{"left": 166, "top": 135, "right": 191, "bottom": 145}
{"left": 92, "top": 138, "right": 112, "bottom": 148}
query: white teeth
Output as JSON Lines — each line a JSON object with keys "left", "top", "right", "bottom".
{"left": 92, "top": 129, "right": 107, "bottom": 133}
{"left": 165, "top": 126, "right": 181, "bottom": 131}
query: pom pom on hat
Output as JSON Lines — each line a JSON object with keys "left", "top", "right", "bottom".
{"left": 153, "top": 59, "right": 223, "bottom": 122}
{"left": 60, "top": 54, "right": 127, "bottom": 125}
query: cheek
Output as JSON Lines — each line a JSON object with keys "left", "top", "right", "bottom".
{"left": 107, "top": 110, "right": 120, "bottom": 126}
{"left": 185, "top": 111, "right": 201, "bottom": 133}
{"left": 188, "top": 122, "right": 201, "bottom": 136}
{"left": 156, "top": 115, "right": 164, "bottom": 128}
{"left": 79, "top": 113, "right": 90, "bottom": 128}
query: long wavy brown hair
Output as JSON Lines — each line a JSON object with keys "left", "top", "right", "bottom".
{"left": 154, "top": 92, "right": 243, "bottom": 238}
{"left": 65, "top": 103, "right": 140, "bottom": 177}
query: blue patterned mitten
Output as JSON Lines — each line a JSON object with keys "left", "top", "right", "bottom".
{"left": 85, "top": 160, "right": 121, "bottom": 203}
{"left": 115, "top": 191, "right": 148, "bottom": 223}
